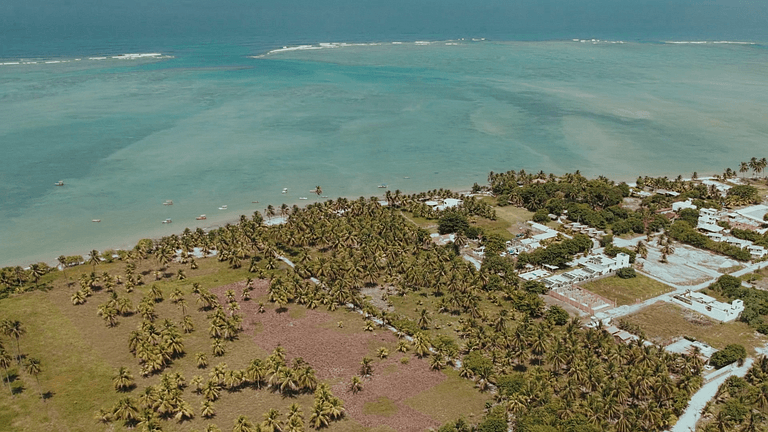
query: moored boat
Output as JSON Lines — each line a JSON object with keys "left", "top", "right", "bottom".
{"left": 91, "top": 219, "right": 101, "bottom": 223}
{"left": 196, "top": 214, "right": 207, "bottom": 220}
{"left": 55, "top": 180, "right": 64, "bottom": 186}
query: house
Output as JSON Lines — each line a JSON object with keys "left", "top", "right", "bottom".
{"left": 749, "top": 245, "right": 767, "bottom": 259}
{"left": 656, "top": 189, "right": 681, "bottom": 197}
{"left": 699, "top": 208, "right": 719, "bottom": 225}
{"left": 520, "top": 269, "right": 550, "bottom": 281}
{"left": 725, "top": 237, "right": 752, "bottom": 249}
{"left": 706, "top": 232, "right": 723, "bottom": 242}
{"left": 582, "top": 252, "right": 630, "bottom": 275}
{"left": 670, "top": 290, "right": 744, "bottom": 322}
{"left": 673, "top": 199, "right": 697, "bottom": 212}
{"left": 702, "top": 180, "right": 731, "bottom": 196}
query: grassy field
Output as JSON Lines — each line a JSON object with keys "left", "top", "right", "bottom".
{"left": 0, "top": 257, "right": 487, "bottom": 432}
{"left": 621, "top": 303, "right": 767, "bottom": 354}
{"left": 580, "top": 274, "right": 674, "bottom": 306}
{"left": 404, "top": 368, "right": 488, "bottom": 425}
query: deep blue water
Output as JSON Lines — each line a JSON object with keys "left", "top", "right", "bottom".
{"left": 2, "top": 0, "right": 768, "bottom": 58}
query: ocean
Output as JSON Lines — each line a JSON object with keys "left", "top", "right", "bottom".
{"left": 1, "top": 1, "right": 768, "bottom": 267}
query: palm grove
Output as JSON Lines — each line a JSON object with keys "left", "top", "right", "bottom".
{"left": 6, "top": 167, "right": 762, "bottom": 431}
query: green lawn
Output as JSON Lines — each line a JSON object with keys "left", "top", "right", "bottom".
{"left": 580, "top": 274, "right": 674, "bottom": 306}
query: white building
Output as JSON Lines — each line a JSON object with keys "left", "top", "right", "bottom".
{"left": 581, "top": 252, "right": 630, "bottom": 275}
{"left": 520, "top": 269, "right": 550, "bottom": 281}
{"left": 734, "top": 204, "right": 768, "bottom": 225}
{"left": 670, "top": 291, "right": 744, "bottom": 322}
{"left": 673, "top": 199, "right": 697, "bottom": 212}
{"left": 749, "top": 245, "right": 767, "bottom": 259}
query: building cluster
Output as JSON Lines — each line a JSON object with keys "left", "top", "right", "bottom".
{"left": 675, "top": 202, "right": 768, "bottom": 259}
{"left": 563, "top": 222, "right": 607, "bottom": 239}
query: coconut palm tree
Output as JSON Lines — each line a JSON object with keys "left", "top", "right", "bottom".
{"left": 201, "top": 400, "right": 216, "bottom": 418}
{"left": 233, "top": 415, "right": 257, "bottom": 432}
{"left": 202, "top": 381, "right": 221, "bottom": 402}
{"left": 1, "top": 319, "right": 25, "bottom": 365}
{"left": 88, "top": 249, "right": 101, "bottom": 271}
{"left": 262, "top": 408, "right": 283, "bottom": 432}
{"left": 359, "top": 357, "right": 373, "bottom": 377}
{"left": 113, "top": 366, "right": 135, "bottom": 391}
{"left": 349, "top": 376, "right": 363, "bottom": 394}
{"left": 195, "top": 352, "right": 208, "bottom": 369}
{"left": 25, "top": 357, "right": 43, "bottom": 400}
{"left": 112, "top": 397, "right": 139, "bottom": 424}
{"left": 174, "top": 400, "right": 195, "bottom": 422}
{"left": 315, "top": 186, "right": 322, "bottom": 196}
{"left": 0, "top": 349, "right": 13, "bottom": 396}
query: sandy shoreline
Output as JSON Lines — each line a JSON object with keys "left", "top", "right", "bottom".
{"left": 4, "top": 166, "right": 733, "bottom": 269}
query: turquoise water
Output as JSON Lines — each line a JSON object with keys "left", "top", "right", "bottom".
{"left": 1, "top": 40, "right": 768, "bottom": 266}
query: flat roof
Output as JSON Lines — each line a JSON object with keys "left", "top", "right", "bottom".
{"left": 736, "top": 204, "right": 768, "bottom": 223}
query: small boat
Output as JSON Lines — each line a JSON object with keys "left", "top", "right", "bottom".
{"left": 91, "top": 219, "right": 101, "bottom": 223}
{"left": 163, "top": 200, "right": 173, "bottom": 206}
{"left": 162, "top": 218, "right": 173, "bottom": 224}
{"left": 378, "top": 184, "right": 388, "bottom": 188}
{"left": 251, "top": 200, "right": 259, "bottom": 203}
{"left": 321, "top": 195, "right": 328, "bottom": 198}
{"left": 404, "top": 177, "right": 410, "bottom": 179}
{"left": 299, "top": 197, "right": 308, "bottom": 200}
{"left": 196, "top": 214, "right": 207, "bottom": 220}
{"left": 55, "top": 180, "right": 64, "bottom": 186}
{"left": 218, "top": 205, "right": 227, "bottom": 210}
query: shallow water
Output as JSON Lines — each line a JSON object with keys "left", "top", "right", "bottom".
{"left": 1, "top": 40, "right": 767, "bottom": 266}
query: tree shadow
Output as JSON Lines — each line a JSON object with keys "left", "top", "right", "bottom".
{"left": 42, "top": 390, "right": 55, "bottom": 400}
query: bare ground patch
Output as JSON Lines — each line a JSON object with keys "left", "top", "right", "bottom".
{"left": 212, "top": 281, "right": 448, "bottom": 431}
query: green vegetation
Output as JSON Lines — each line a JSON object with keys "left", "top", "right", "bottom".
{"left": 516, "top": 234, "right": 592, "bottom": 268}
{"left": 581, "top": 274, "right": 673, "bottom": 306}
{"left": 616, "top": 267, "right": 637, "bottom": 279}
{"left": 698, "top": 357, "right": 768, "bottom": 431}
{"left": 668, "top": 221, "right": 752, "bottom": 261}
{"left": 709, "top": 344, "right": 747, "bottom": 369}
{"left": 362, "top": 397, "right": 398, "bottom": 416}
{"left": 8, "top": 164, "right": 767, "bottom": 432}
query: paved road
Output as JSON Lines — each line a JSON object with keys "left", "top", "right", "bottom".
{"left": 671, "top": 358, "right": 754, "bottom": 432}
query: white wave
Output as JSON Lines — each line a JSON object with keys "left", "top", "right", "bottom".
{"left": 664, "top": 41, "right": 708, "bottom": 44}
{"left": 415, "top": 41, "right": 432, "bottom": 45}
{"left": 574, "top": 39, "right": 625, "bottom": 44}
{"left": 1, "top": 62, "right": 20, "bottom": 66}
{"left": 712, "top": 41, "right": 755, "bottom": 45}
{"left": 113, "top": 53, "right": 163, "bottom": 59}
{"left": 45, "top": 60, "right": 61, "bottom": 64}
{"left": 89, "top": 57, "right": 107, "bottom": 60}
{"left": 392, "top": 42, "right": 403, "bottom": 44}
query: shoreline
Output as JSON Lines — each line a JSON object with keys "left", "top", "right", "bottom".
{"left": 3, "top": 166, "right": 740, "bottom": 269}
